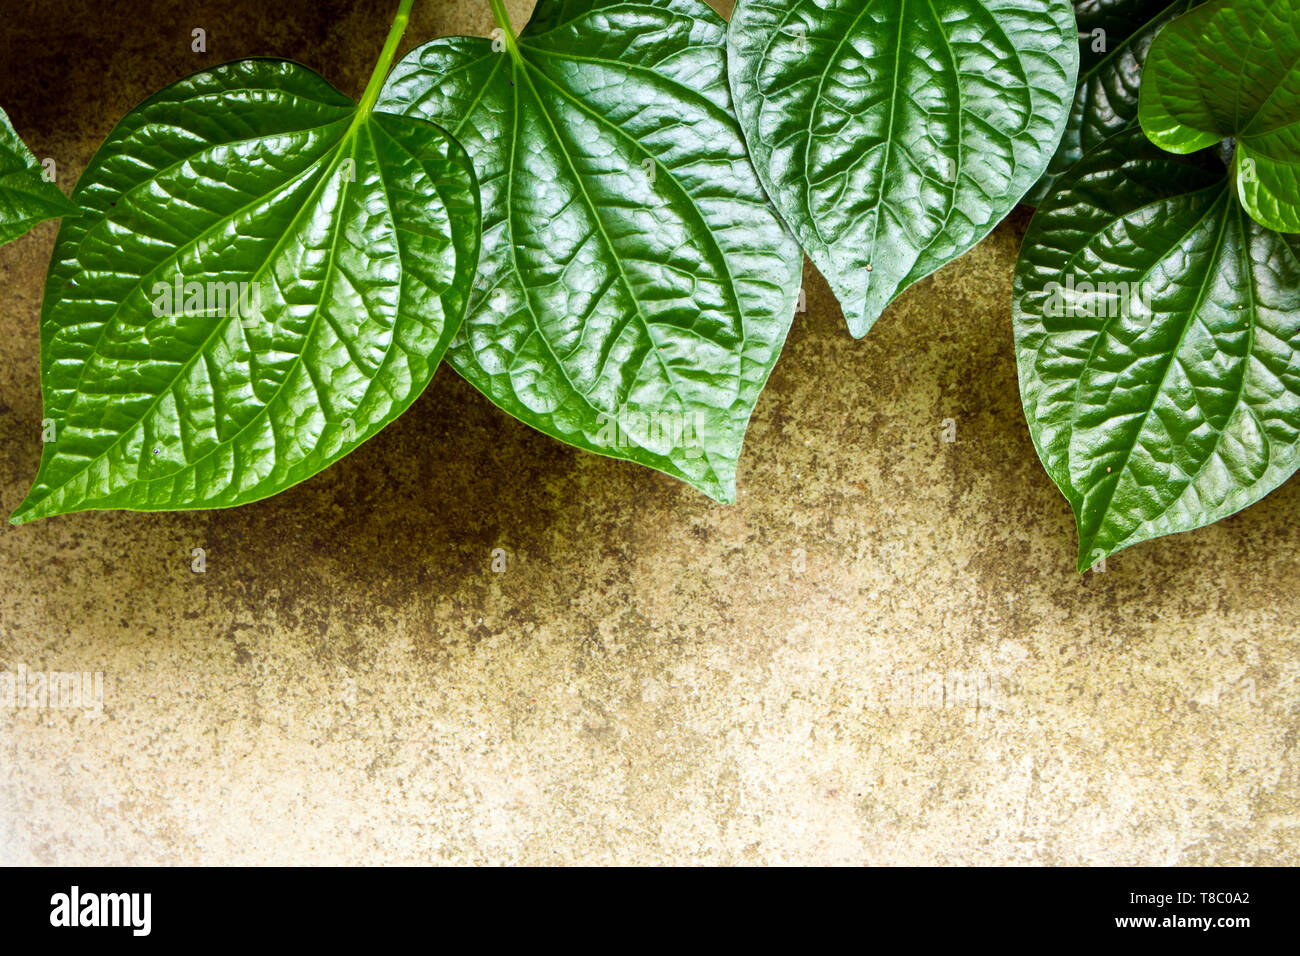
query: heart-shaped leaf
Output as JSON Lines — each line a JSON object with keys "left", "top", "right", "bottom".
{"left": 727, "top": 0, "right": 1078, "bottom": 337}
{"left": 12, "top": 59, "right": 480, "bottom": 524}
{"left": 1139, "top": 0, "right": 1300, "bottom": 232}
{"left": 0, "top": 104, "right": 76, "bottom": 246}
{"left": 376, "top": 0, "right": 802, "bottom": 503}
{"left": 1026, "top": 0, "right": 1197, "bottom": 204}
{"left": 1015, "top": 128, "right": 1300, "bottom": 570}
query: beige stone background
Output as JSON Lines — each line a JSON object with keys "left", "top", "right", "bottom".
{"left": 1, "top": 0, "right": 1297, "bottom": 866}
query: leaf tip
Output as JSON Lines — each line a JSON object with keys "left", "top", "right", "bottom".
{"left": 1074, "top": 532, "right": 1117, "bottom": 575}
{"left": 10, "top": 490, "right": 48, "bottom": 526}
{"left": 843, "top": 305, "right": 880, "bottom": 340}
{"left": 703, "top": 480, "right": 736, "bottom": 506}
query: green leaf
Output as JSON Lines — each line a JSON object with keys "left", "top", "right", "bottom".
{"left": 12, "top": 58, "right": 480, "bottom": 524}
{"left": 1026, "top": 0, "right": 1197, "bottom": 205}
{"left": 1014, "top": 128, "right": 1300, "bottom": 571}
{"left": 376, "top": 0, "right": 802, "bottom": 503}
{"left": 726, "top": 0, "right": 1078, "bottom": 337}
{"left": 1074, "top": 0, "right": 1176, "bottom": 71}
{"left": 1139, "top": 0, "right": 1300, "bottom": 232}
{"left": 0, "top": 104, "right": 76, "bottom": 246}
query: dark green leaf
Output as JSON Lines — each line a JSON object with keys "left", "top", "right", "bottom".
{"left": 12, "top": 59, "right": 480, "bottom": 524}
{"left": 377, "top": 0, "right": 802, "bottom": 503}
{"left": 0, "top": 104, "right": 76, "bottom": 246}
{"left": 1139, "top": 0, "right": 1300, "bottom": 232}
{"left": 1014, "top": 128, "right": 1300, "bottom": 570}
{"left": 1026, "top": 0, "right": 1197, "bottom": 205}
{"left": 727, "top": 0, "right": 1078, "bottom": 336}
{"left": 1073, "top": 0, "right": 1176, "bottom": 73}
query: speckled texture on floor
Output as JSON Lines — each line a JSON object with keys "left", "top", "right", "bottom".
{"left": 1, "top": 0, "right": 1298, "bottom": 866}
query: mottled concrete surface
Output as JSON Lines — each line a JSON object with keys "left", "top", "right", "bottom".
{"left": 1, "top": 0, "right": 1298, "bottom": 866}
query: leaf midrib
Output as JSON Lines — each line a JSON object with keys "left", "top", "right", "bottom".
{"left": 1076, "top": 189, "right": 1233, "bottom": 553}
{"left": 21, "top": 116, "right": 364, "bottom": 518}
{"left": 503, "top": 40, "right": 759, "bottom": 488}
{"left": 800, "top": 0, "right": 881, "bottom": 248}
{"left": 522, "top": 47, "right": 747, "bottom": 347}
{"left": 47, "top": 115, "right": 354, "bottom": 420}
{"left": 515, "top": 58, "right": 727, "bottom": 487}
{"left": 1052, "top": 181, "right": 1228, "bottom": 445}
{"left": 110, "top": 115, "right": 461, "bottom": 505}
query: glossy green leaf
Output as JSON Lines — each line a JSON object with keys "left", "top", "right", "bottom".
{"left": 1073, "top": 0, "right": 1175, "bottom": 71}
{"left": 1014, "top": 128, "right": 1300, "bottom": 570}
{"left": 727, "top": 0, "right": 1078, "bottom": 337}
{"left": 0, "top": 104, "right": 76, "bottom": 246}
{"left": 1026, "top": 0, "right": 1197, "bottom": 205}
{"left": 376, "top": 0, "right": 801, "bottom": 503}
{"left": 1139, "top": 0, "right": 1300, "bottom": 232}
{"left": 12, "top": 58, "right": 480, "bottom": 524}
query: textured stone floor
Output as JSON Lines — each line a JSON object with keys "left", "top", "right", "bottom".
{"left": 1, "top": 0, "right": 1297, "bottom": 865}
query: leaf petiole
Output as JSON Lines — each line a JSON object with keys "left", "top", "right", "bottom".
{"left": 487, "top": 0, "right": 523, "bottom": 65}
{"left": 357, "top": 0, "right": 417, "bottom": 117}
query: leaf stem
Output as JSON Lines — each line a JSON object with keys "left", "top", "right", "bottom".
{"left": 488, "top": 0, "right": 523, "bottom": 64}
{"left": 358, "top": 0, "right": 417, "bottom": 116}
